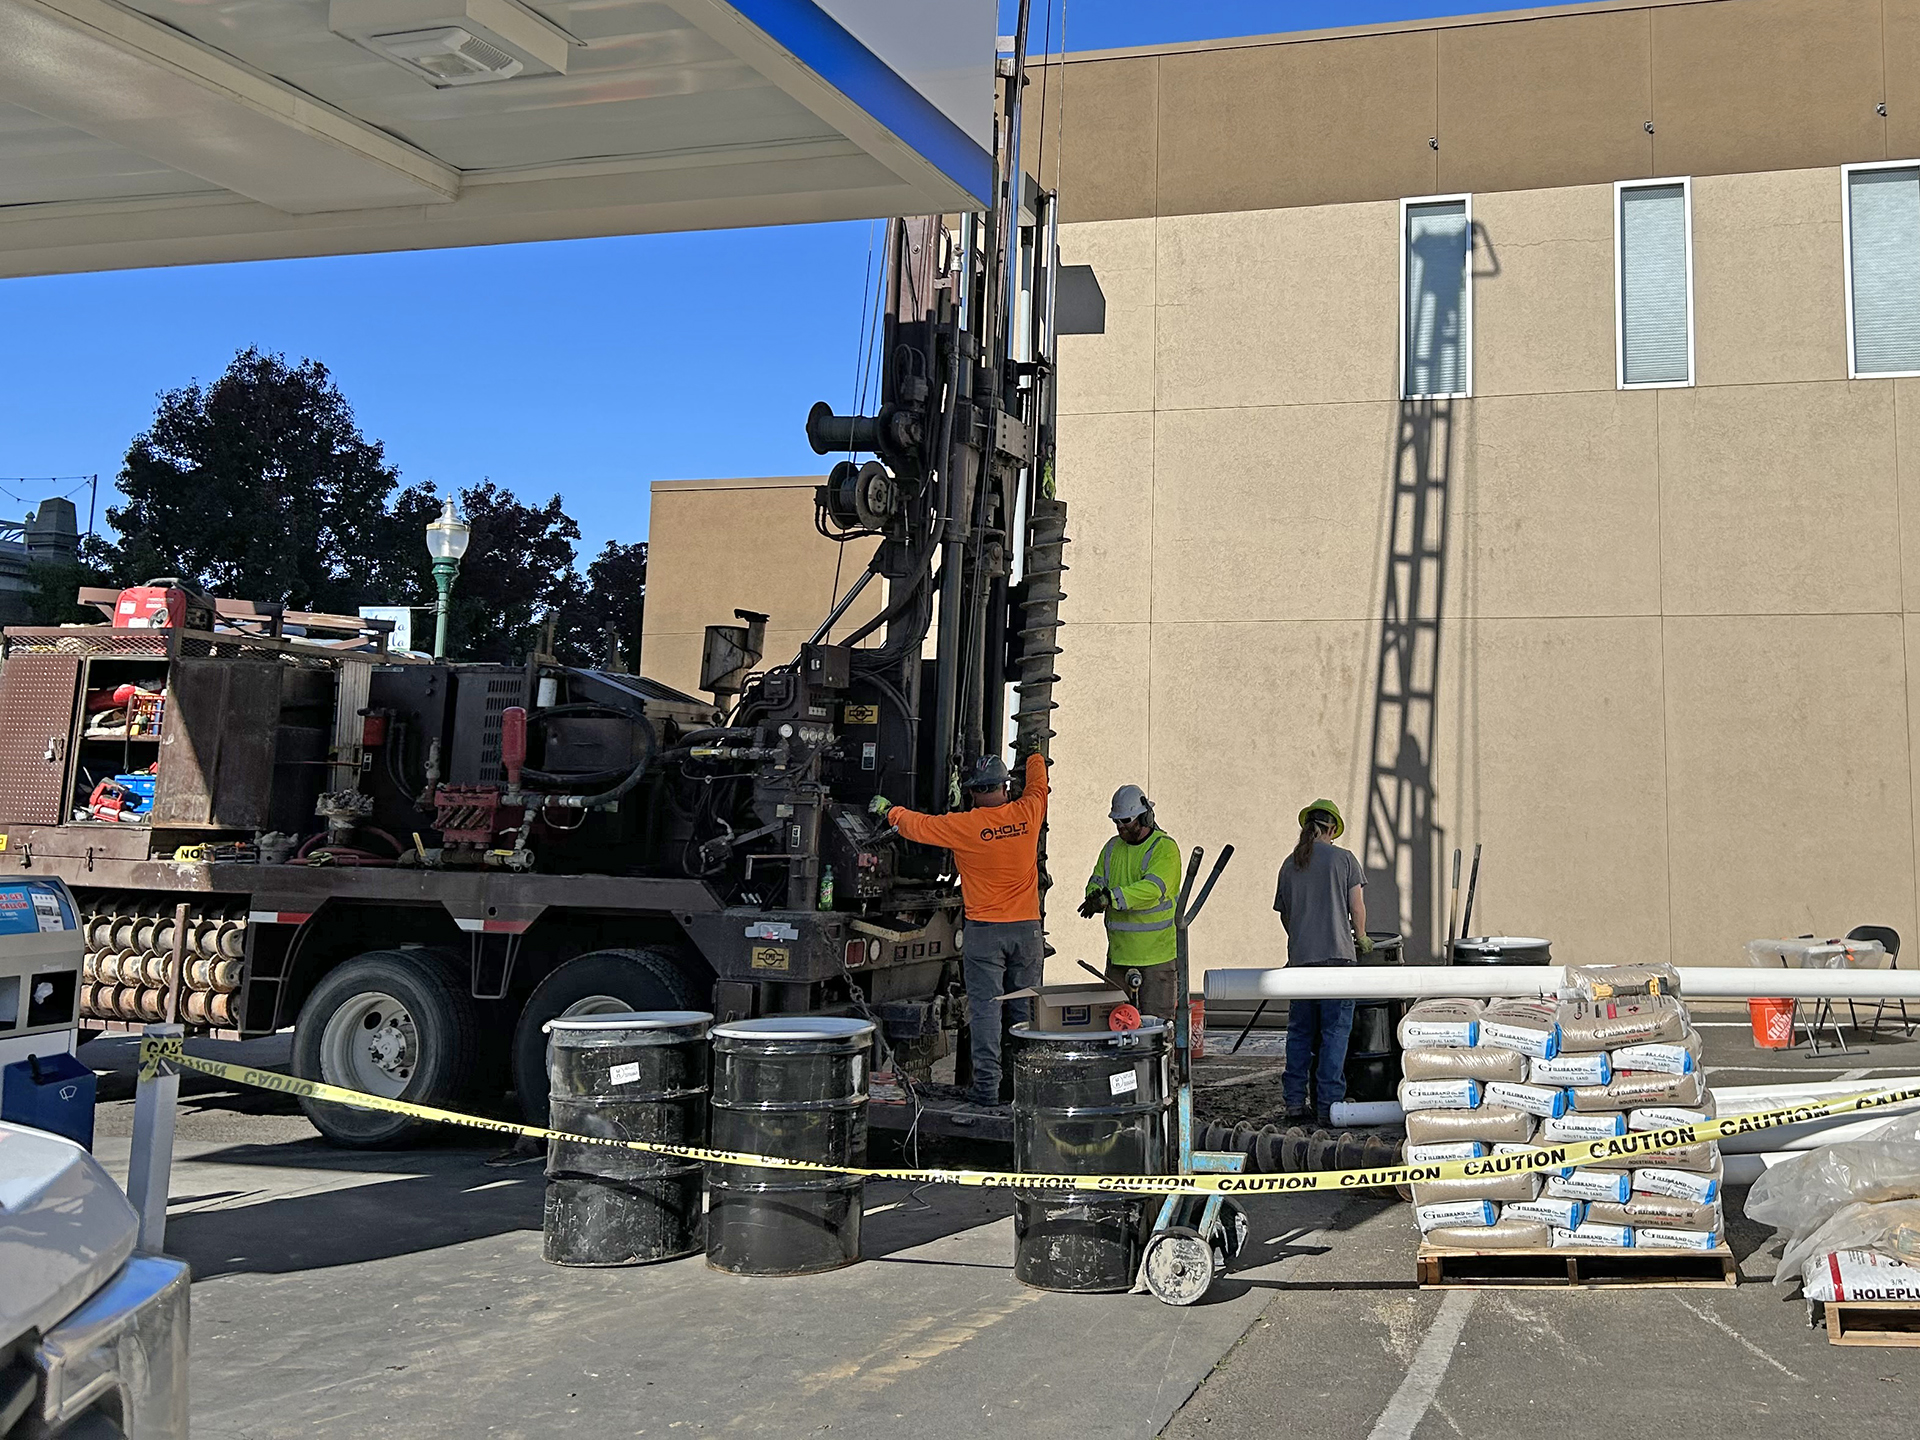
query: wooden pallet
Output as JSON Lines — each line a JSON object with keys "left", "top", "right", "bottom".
{"left": 1814, "top": 1300, "right": 1920, "bottom": 1346}
{"left": 1417, "top": 1243, "right": 1738, "bottom": 1289}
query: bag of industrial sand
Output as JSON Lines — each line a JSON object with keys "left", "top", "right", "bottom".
{"left": 1608, "top": 1032, "right": 1702, "bottom": 1077}
{"left": 1558, "top": 994, "right": 1688, "bottom": 1051}
{"left": 1423, "top": 1218, "right": 1552, "bottom": 1250}
{"left": 1404, "top": 1106, "right": 1537, "bottom": 1146}
{"left": 1570, "top": 1071, "right": 1706, "bottom": 1112}
{"left": 1587, "top": 1197, "right": 1721, "bottom": 1233}
{"left": 1627, "top": 1139, "right": 1720, "bottom": 1173}
{"left": 1403, "top": 1046, "right": 1527, "bottom": 1083}
{"left": 1476, "top": 999, "right": 1562, "bottom": 1059}
{"left": 1633, "top": 1163, "right": 1722, "bottom": 1205}
{"left": 1547, "top": 1168, "right": 1632, "bottom": 1204}
{"left": 1529, "top": 1052, "right": 1611, "bottom": 1086}
{"left": 1398, "top": 1078, "right": 1483, "bottom": 1111}
{"left": 1551, "top": 1222, "right": 1634, "bottom": 1248}
{"left": 1398, "top": 999, "right": 1483, "bottom": 1048}
{"left": 1412, "top": 1172, "right": 1543, "bottom": 1207}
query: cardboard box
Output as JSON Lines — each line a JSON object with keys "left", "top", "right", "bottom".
{"left": 1001, "top": 981, "right": 1127, "bottom": 1032}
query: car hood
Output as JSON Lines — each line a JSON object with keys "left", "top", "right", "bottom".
{"left": 0, "top": 1121, "right": 138, "bottom": 1350}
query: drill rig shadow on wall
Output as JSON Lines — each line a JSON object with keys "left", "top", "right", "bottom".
{"left": 0, "top": 52, "right": 1065, "bottom": 1149}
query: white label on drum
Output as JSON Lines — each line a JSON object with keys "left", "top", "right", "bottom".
{"left": 1110, "top": 1069, "right": 1139, "bottom": 1097}
{"left": 608, "top": 1061, "right": 641, "bottom": 1086}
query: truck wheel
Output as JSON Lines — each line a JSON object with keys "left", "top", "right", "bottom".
{"left": 512, "top": 948, "right": 698, "bottom": 1124}
{"left": 292, "top": 948, "right": 478, "bottom": 1148}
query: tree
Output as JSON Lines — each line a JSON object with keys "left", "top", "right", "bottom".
{"left": 97, "top": 345, "right": 648, "bottom": 670}
{"left": 553, "top": 540, "right": 647, "bottom": 669}
{"left": 101, "top": 348, "right": 403, "bottom": 612}
{"left": 386, "top": 480, "right": 587, "bottom": 663}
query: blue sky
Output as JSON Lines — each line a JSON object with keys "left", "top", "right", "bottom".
{"left": 0, "top": 1, "right": 1494, "bottom": 556}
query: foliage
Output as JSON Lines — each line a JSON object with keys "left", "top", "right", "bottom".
{"left": 92, "top": 348, "right": 647, "bottom": 667}
{"left": 100, "top": 348, "right": 404, "bottom": 613}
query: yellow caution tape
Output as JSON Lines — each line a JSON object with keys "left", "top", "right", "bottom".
{"left": 135, "top": 1036, "right": 1920, "bottom": 1197}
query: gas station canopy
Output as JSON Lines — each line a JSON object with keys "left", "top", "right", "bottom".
{"left": 0, "top": 0, "right": 997, "bottom": 277}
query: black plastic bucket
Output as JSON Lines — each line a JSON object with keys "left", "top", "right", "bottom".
{"left": 1010, "top": 1020, "right": 1172, "bottom": 1293}
{"left": 706, "top": 1016, "right": 874, "bottom": 1276}
{"left": 1345, "top": 932, "right": 1406, "bottom": 1103}
{"left": 542, "top": 1010, "right": 712, "bottom": 1267}
{"left": 1451, "top": 936, "right": 1552, "bottom": 966}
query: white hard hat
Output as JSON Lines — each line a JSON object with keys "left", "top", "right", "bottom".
{"left": 1109, "top": 784, "right": 1151, "bottom": 822}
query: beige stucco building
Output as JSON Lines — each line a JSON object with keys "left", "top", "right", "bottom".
{"left": 643, "top": 477, "right": 880, "bottom": 699}
{"left": 646, "top": 0, "right": 1920, "bottom": 979}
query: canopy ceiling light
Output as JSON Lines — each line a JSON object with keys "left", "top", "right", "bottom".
{"left": 329, "top": 0, "right": 573, "bottom": 85}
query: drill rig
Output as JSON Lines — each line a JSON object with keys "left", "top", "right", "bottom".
{"left": 0, "top": 34, "right": 1069, "bottom": 1146}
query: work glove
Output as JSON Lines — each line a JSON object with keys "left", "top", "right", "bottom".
{"left": 1356, "top": 933, "right": 1375, "bottom": 956}
{"left": 869, "top": 795, "right": 892, "bottom": 817}
{"left": 1078, "top": 891, "right": 1106, "bottom": 919}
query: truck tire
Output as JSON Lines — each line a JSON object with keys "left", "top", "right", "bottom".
{"left": 512, "top": 948, "right": 698, "bottom": 1124}
{"left": 292, "top": 948, "right": 479, "bottom": 1148}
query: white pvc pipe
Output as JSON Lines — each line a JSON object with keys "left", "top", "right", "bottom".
{"left": 1723, "top": 1152, "right": 1795, "bottom": 1185}
{"left": 1328, "top": 1100, "right": 1403, "bottom": 1127}
{"left": 1204, "top": 965, "right": 1920, "bottom": 1003}
{"left": 1713, "top": 1075, "right": 1920, "bottom": 1106}
{"left": 1710, "top": 1077, "right": 1920, "bottom": 1153}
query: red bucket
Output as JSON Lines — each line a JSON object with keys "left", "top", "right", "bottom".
{"left": 1749, "top": 997, "right": 1795, "bottom": 1049}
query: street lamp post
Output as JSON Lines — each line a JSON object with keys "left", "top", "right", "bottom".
{"left": 425, "top": 499, "right": 471, "bottom": 660}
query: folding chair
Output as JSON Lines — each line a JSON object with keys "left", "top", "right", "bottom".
{"left": 1849, "top": 925, "right": 1910, "bottom": 1038}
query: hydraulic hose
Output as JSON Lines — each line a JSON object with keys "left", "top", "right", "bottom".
{"left": 544, "top": 716, "right": 659, "bottom": 809}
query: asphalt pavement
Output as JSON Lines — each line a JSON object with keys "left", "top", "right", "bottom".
{"left": 76, "top": 1011, "right": 1920, "bottom": 1438}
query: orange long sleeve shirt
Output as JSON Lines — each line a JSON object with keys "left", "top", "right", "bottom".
{"left": 889, "top": 754, "right": 1048, "bottom": 923}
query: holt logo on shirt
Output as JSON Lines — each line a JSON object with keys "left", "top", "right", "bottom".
{"left": 978, "top": 819, "right": 1031, "bottom": 843}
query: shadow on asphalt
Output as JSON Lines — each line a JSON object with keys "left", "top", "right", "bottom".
{"left": 165, "top": 1148, "right": 543, "bottom": 1280}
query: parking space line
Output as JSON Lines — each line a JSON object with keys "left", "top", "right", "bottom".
{"left": 1673, "top": 1297, "right": 1806, "bottom": 1383}
{"left": 1365, "top": 1290, "right": 1478, "bottom": 1440}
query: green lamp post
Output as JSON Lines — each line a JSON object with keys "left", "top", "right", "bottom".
{"left": 425, "top": 498, "right": 471, "bottom": 659}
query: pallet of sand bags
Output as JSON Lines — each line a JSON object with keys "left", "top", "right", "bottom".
{"left": 1416, "top": 1234, "right": 1737, "bottom": 1288}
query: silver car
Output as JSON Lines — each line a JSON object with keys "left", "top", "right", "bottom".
{"left": 0, "top": 1122, "right": 188, "bottom": 1438}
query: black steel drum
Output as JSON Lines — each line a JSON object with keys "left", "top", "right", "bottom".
{"left": 1345, "top": 932, "right": 1406, "bottom": 1103}
{"left": 543, "top": 1010, "right": 711, "bottom": 1267}
{"left": 1451, "top": 936, "right": 1553, "bottom": 966}
{"left": 1010, "top": 1020, "right": 1173, "bottom": 1293}
{"left": 705, "top": 1016, "right": 874, "bottom": 1276}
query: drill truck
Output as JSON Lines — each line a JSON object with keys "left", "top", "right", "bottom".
{"left": 0, "top": 46, "right": 1066, "bottom": 1147}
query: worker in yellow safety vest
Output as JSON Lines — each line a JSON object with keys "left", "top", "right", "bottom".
{"left": 1078, "top": 784, "right": 1183, "bottom": 1021}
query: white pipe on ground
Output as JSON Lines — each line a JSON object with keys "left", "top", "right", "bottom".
{"left": 1709, "top": 1076, "right": 1920, "bottom": 1152}
{"left": 1328, "top": 1100, "right": 1404, "bottom": 1127}
{"left": 1723, "top": 1152, "right": 1796, "bottom": 1185}
{"left": 1203, "top": 965, "right": 1920, "bottom": 1003}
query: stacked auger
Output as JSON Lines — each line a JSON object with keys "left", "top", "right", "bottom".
{"left": 78, "top": 894, "right": 247, "bottom": 1027}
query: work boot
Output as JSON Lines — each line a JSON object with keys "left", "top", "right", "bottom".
{"left": 1283, "top": 1107, "right": 1311, "bottom": 1125}
{"left": 1315, "top": 1108, "right": 1334, "bottom": 1129}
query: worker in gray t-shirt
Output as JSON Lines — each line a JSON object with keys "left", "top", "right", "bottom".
{"left": 1272, "top": 799, "right": 1370, "bottom": 1126}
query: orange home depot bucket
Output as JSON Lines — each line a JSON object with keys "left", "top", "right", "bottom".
{"left": 1190, "top": 997, "right": 1206, "bottom": 1058}
{"left": 1749, "top": 997, "right": 1795, "bottom": 1049}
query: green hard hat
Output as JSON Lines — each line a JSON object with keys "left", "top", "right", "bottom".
{"left": 1298, "top": 799, "right": 1344, "bottom": 839}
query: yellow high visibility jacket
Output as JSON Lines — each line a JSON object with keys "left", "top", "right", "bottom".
{"left": 1086, "top": 828, "right": 1181, "bottom": 966}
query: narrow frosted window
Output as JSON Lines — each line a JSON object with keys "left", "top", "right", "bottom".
{"left": 1619, "top": 184, "right": 1691, "bottom": 385}
{"left": 1404, "top": 201, "right": 1469, "bottom": 398}
{"left": 1849, "top": 168, "right": 1920, "bottom": 376}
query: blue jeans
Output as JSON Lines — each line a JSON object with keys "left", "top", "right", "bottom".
{"left": 962, "top": 919, "right": 1044, "bottom": 1100}
{"left": 1283, "top": 978, "right": 1356, "bottom": 1116}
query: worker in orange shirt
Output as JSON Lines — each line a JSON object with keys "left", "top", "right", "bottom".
{"left": 871, "top": 749, "right": 1048, "bottom": 1106}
